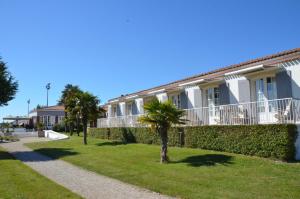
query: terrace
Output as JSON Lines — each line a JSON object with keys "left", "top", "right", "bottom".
{"left": 97, "top": 98, "right": 300, "bottom": 128}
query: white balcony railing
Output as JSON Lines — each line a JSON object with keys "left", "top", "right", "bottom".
{"left": 97, "top": 98, "right": 300, "bottom": 128}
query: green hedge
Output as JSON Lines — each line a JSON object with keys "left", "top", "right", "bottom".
{"left": 88, "top": 127, "right": 184, "bottom": 147}
{"left": 184, "top": 124, "right": 297, "bottom": 161}
{"left": 88, "top": 124, "right": 297, "bottom": 161}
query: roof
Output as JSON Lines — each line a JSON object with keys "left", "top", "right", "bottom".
{"left": 107, "top": 47, "right": 300, "bottom": 104}
{"left": 30, "top": 105, "right": 65, "bottom": 113}
{"left": 40, "top": 105, "right": 65, "bottom": 111}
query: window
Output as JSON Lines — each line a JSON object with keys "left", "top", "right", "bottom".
{"left": 113, "top": 106, "right": 117, "bottom": 117}
{"left": 206, "top": 87, "right": 220, "bottom": 116}
{"left": 256, "top": 78, "right": 265, "bottom": 112}
{"left": 127, "top": 103, "right": 133, "bottom": 115}
{"left": 170, "top": 94, "right": 181, "bottom": 108}
{"left": 267, "top": 77, "right": 276, "bottom": 111}
{"left": 255, "top": 77, "right": 277, "bottom": 113}
{"left": 214, "top": 87, "right": 220, "bottom": 106}
{"left": 267, "top": 77, "right": 275, "bottom": 100}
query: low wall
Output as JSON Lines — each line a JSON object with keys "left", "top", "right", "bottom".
{"left": 88, "top": 124, "right": 298, "bottom": 161}
{"left": 44, "top": 130, "right": 69, "bottom": 140}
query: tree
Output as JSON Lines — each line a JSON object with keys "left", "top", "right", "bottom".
{"left": 0, "top": 58, "right": 18, "bottom": 107}
{"left": 139, "top": 99, "right": 186, "bottom": 163}
{"left": 59, "top": 84, "right": 82, "bottom": 136}
{"left": 75, "top": 92, "right": 100, "bottom": 145}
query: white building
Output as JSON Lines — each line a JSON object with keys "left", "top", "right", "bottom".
{"left": 29, "top": 105, "right": 65, "bottom": 129}
{"left": 98, "top": 48, "right": 300, "bottom": 128}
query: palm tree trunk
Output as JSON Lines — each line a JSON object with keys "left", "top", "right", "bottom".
{"left": 70, "top": 123, "right": 73, "bottom": 136}
{"left": 76, "top": 116, "right": 80, "bottom": 136}
{"left": 160, "top": 127, "right": 168, "bottom": 163}
{"left": 83, "top": 123, "right": 87, "bottom": 145}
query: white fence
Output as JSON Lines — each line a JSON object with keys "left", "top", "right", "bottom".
{"left": 97, "top": 98, "right": 300, "bottom": 128}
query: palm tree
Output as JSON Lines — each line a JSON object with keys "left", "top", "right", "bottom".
{"left": 59, "top": 84, "right": 82, "bottom": 135}
{"left": 75, "top": 92, "right": 100, "bottom": 145}
{"left": 139, "top": 99, "right": 186, "bottom": 163}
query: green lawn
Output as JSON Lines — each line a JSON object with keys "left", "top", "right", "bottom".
{"left": 27, "top": 136, "right": 300, "bottom": 199}
{"left": 0, "top": 146, "right": 82, "bottom": 199}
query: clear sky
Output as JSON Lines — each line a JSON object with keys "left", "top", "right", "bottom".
{"left": 1, "top": 0, "right": 300, "bottom": 120}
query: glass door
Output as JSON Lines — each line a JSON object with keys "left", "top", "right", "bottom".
{"left": 255, "top": 77, "right": 277, "bottom": 123}
{"left": 206, "top": 87, "right": 220, "bottom": 124}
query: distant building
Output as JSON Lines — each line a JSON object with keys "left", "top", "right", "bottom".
{"left": 29, "top": 105, "right": 65, "bottom": 129}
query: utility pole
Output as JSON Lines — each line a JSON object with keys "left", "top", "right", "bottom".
{"left": 46, "top": 83, "right": 51, "bottom": 107}
{"left": 27, "top": 99, "right": 30, "bottom": 117}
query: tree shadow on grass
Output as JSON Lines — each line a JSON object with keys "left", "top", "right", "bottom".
{"left": 0, "top": 151, "right": 15, "bottom": 160}
{"left": 171, "top": 154, "right": 233, "bottom": 167}
{"left": 95, "top": 141, "right": 126, "bottom": 147}
{"left": 9, "top": 148, "right": 79, "bottom": 162}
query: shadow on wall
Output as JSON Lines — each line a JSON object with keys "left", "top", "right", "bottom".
{"left": 171, "top": 154, "right": 233, "bottom": 167}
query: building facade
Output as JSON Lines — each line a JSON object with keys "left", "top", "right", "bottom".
{"left": 29, "top": 105, "right": 65, "bottom": 129}
{"left": 98, "top": 48, "right": 300, "bottom": 128}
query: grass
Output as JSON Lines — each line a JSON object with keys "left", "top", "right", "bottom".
{"left": 27, "top": 136, "right": 300, "bottom": 199}
{"left": 0, "top": 146, "right": 82, "bottom": 199}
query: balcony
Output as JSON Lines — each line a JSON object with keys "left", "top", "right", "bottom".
{"left": 97, "top": 98, "right": 300, "bottom": 128}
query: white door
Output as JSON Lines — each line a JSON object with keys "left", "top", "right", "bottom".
{"left": 255, "top": 77, "right": 277, "bottom": 123}
{"left": 206, "top": 87, "right": 220, "bottom": 124}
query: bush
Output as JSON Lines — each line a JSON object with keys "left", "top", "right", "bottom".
{"left": 0, "top": 135, "right": 19, "bottom": 142}
{"left": 88, "top": 124, "right": 297, "bottom": 161}
{"left": 53, "top": 123, "right": 65, "bottom": 132}
{"left": 184, "top": 124, "right": 297, "bottom": 161}
{"left": 88, "top": 128, "right": 109, "bottom": 139}
{"left": 88, "top": 127, "right": 185, "bottom": 146}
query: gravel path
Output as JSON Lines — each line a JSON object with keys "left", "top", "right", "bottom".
{"left": 0, "top": 138, "right": 173, "bottom": 199}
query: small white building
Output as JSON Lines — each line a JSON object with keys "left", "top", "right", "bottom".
{"left": 29, "top": 105, "right": 65, "bottom": 129}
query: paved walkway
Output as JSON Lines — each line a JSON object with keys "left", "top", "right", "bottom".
{"left": 0, "top": 138, "right": 172, "bottom": 199}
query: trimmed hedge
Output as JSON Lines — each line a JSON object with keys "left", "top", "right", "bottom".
{"left": 88, "top": 127, "right": 184, "bottom": 147}
{"left": 184, "top": 124, "right": 297, "bottom": 161}
{"left": 88, "top": 124, "right": 298, "bottom": 161}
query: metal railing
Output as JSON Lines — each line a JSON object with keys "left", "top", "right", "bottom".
{"left": 97, "top": 98, "right": 300, "bottom": 128}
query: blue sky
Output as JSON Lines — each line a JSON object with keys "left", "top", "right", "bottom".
{"left": 1, "top": 0, "right": 300, "bottom": 120}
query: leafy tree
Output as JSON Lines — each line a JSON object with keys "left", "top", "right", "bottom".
{"left": 75, "top": 92, "right": 100, "bottom": 145}
{"left": 139, "top": 99, "right": 186, "bottom": 163}
{"left": 0, "top": 58, "right": 18, "bottom": 107}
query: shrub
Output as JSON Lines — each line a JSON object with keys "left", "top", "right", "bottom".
{"left": 184, "top": 124, "right": 297, "bottom": 161}
{"left": 88, "top": 127, "right": 185, "bottom": 146}
{"left": 87, "top": 128, "right": 109, "bottom": 139}
{"left": 0, "top": 135, "right": 19, "bottom": 142}
{"left": 88, "top": 124, "right": 297, "bottom": 161}
{"left": 53, "top": 123, "right": 65, "bottom": 132}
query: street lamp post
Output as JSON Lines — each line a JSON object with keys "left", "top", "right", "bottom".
{"left": 46, "top": 83, "right": 51, "bottom": 107}
{"left": 27, "top": 99, "right": 30, "bottom": 117}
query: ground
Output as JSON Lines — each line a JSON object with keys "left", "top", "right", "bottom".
{"left": 0, "top": 146, "right": 82, "bottom": 199}
{"left": 27, "top": 136, "right": 300, "bottom": 199}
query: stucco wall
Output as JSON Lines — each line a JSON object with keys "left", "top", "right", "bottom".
{"left": 288, "top": 62, "right": 300, "bottom": 99}
{"left": 119, "top": 102, "right": 126, "bottom": 116}
{"left": 135, "top": 98, "right": 144, "bottom": 114}
{"left": 185, "top": 86, "right": 202, "bottom": 109}
{"left": 226, "top": 76, "right": 250, "bottom": 104}
{"left": 156, "top": 93, "right": 168, "bottom": 102}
